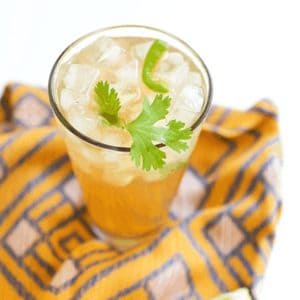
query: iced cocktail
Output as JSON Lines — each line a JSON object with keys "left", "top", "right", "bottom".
{"left": 49, "top": 26, "right": 211, "bottom": 250}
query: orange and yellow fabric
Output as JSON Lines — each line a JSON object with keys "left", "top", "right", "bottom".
{"left": 0, "top": 83, "right": 281, "bottom": 299}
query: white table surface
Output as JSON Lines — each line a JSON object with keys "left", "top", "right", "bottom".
{"left": 1, "top": 0, "right": 299, "bottom": 298}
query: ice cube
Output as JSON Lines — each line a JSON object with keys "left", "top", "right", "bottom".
{"left": 98, "top": 40, "right": 125, "bottom": 66}
{"left": 178, "top": 85, "right": 204, "bottom": 112}
{"left": 94, "top": 128, "right": 134, "bottom": 185}
{"left": 132, "top": 41, "right": 152, "bottom": 60}
{"left": 101, "top": 152, "right": 137, "bottom": 186}
{"left": 112, "top": 83, "right": 141, "bottom": 122}
{"left": 73, "top": 37, "right": 116, "bottom": 64}
{"left": 100, "top": 127, "right": 132, "bottom": 148}
{"left": 156, "top": 51, "right": 189, "bottom": 92}
{"left": 67, "top": 106, "right": 99, "bottom": 135}
{"left": 167, "top": 63, "right": 189, "bottom": 91}
{"left": 63, "top": 64, "right": 99, "bottom": 93}
{"left": 188, "top": 72, "right": 202, "bottom": 85}
{"left": 111, "top": 59, "right": 141, "bottom": 119}
{"left": 167, "top": 100, "right": 198, "bottom": 125}
{"left": 112, "top": 81, "right": 140, "bottom": 104}
{"left": 119, "top": 98, "right": 142, "bottom": 123}
{"left": 116, "top": 59, "right": 139, "bottom": 85}
{"left": 120, "top": 86, "right": 141, "bottom": 105}
{"left": 78, "top": 145, "right": 101, "bottom": 166}
{"left": 101, "top": 132, "right": 124, "bottom": 149}
{"left": 73, "top": 43, "right": 101, "bottom": 65}
{"left": 96, "top": 129, "right": 137, "bottom": 186}
{"left": 158, "top": 62, "right": 189, "bottom": 93}
{"left": 157, "top": 52, "right": 184, "bottom": 72}
{"left": 60, "top": 89, "right": 88, "bottom": 111}
{"left": 97, "top": 37, "right": 116, "bottom": 52}
{"left": 60, "top": 89, "right": 74, "bottom": 110}
{"left": 165, "top": 52, "right": 184, "bottom": 65}
{"left": 112, "top": 59, "right": 141, "bottom": 108}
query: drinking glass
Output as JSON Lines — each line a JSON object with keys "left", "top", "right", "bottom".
{"left": 48, "top": 25, "right": 212, "bottom": 250}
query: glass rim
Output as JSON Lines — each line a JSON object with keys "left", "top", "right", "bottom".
{"left": 48, "top": 24, "right": 213, "bottom": 152}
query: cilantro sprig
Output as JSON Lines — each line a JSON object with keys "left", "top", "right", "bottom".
{"left": 94, "top": 81, "right": 121, "bottom": 125}
{"left": 126, "top": 95, "right": 192, "bottom": 170}
{"left": 94, "top": 81, "right": 192, "bottom": 171}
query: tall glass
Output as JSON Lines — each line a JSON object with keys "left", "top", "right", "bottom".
{"left": 49, "top": 25, "right": 212, "bottom": 250}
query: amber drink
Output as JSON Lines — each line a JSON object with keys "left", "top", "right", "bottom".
{"left": 49, "top": 26, "right": 211, "bottom": 250}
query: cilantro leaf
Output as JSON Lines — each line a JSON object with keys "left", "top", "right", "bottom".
{"left": 130, "top": 137, "right": 166, "bottom": 171}
{"left": 129, "top": 94, "right": 170, "bottom": 125}
{"left": 164, "top": 120, "right": 192, "bottom": 152}
{"left": 126, "top": 95, "right": 192, "bottom": 171}
{"left": 142, "top": 39, "right": 169, "bottom": 93}
{"left": 94, "top": 81, "right": 121, "bottom": 125}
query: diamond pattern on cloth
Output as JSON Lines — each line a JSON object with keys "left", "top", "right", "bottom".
{"left": 5, "top": 219, "right": 40, "bottom": 257}
{"left": 62, "top": 176, "right": 84, "bottom": 208}
{"left": 13, "top": 93, "right": 52, "bottom": 127}
{"left": 207, "top": 214, "right": 245, "bottom": 257}
{"left": 170, "top": 168, "right": 207, "bottom": 219}
{"left": 51, "top": 259, "right": 78, "bottom": 288}
{"left": 146, "top": 256, "right": 192, "bottom": 299}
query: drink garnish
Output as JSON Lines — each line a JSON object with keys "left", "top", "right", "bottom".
{"left": 142, "top": 39, "right": 169, "bottom": 93}
{"left": 94, "top": 81, "right": 121, "bottom": 125}
{"left": 94, "top": 81, "right": 192, "bottom": 171}
{"left": 127, "top": 95, "right": 192, "bottom": 170}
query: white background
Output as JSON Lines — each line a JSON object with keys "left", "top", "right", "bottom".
{"left": 0, "top": 0, "right": 299, "bottom": 299}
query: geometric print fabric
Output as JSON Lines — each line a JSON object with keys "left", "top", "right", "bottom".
{"left": 0, "top": 84, "right": 281, "bottom": 299}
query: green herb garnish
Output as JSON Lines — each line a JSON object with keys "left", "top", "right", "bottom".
{"left": 94, "top": 80, "right": 191, "bottom": 171}
{"left": 142, "top": 39, "right": 169, "bottom": 93}
{"left": 94, "top": 81, "right": 121, "bottom": 125}
{"left": 126, "top": 95, "right": 192, "bottom": 170}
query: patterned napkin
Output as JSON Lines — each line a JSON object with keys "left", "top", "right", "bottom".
{"left": 0, "top": 83, "right": 281, "bottom": 300}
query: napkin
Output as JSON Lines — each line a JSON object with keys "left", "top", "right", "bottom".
{"left": 0, "top": 83, "right": 281, "bottom": 299}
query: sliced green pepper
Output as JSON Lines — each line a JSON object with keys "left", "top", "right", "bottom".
{"left": 142, "top": 39, "right": 169, "bottom": 93}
